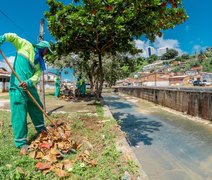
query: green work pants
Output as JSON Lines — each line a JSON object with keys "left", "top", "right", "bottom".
{"left": 9, "top": 87, "right": 45, "bottom": 148}
{"left": 80, "top": 83, "right": 86, "bottom": 95}
{"left": 54, "top": 85, "right": 60, "bottom": 97}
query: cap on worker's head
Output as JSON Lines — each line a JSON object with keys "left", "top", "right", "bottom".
{"left": 35, "top": 41, "right": 53, "bottom": 54}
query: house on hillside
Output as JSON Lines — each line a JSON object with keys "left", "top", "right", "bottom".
{"left": 190, "top": 66, "right": 202, "bottom": 73}
{"left": 141, "top": 73, "right": 170, "bottom": 86}
{"left": 169, "top": 75, "right": 190, "bottom": 86}
{"left": 202, "top": 73, "right": 212, "bottom": 84}
{"left": 0, "top": 67, "right": 10, "bottom": 92}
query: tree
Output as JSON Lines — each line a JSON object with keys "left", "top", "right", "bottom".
{"left": 181, "top": 53, "right": 190, "bottom": 60}
{"left": 147, "top": 54, "right": 158, "bottom": 63}
{"left": 198, "top": 50, "right": 206, "bottom": 62}
{"left": 205, "top": 47, "right": 212, "bottom": 58}
{"left": 45, "top": 0, "right": 188, "bottom": 98}
{"left": 161, "top": 49, "right": 179, "bottom": 60}
{"left": 175, "top": 56, "right": 182, "bottom": 61}
{"left": 173, "top": 65, "right": 180, "bottom": 73}
{"left": 202, "top": 58, "right": 212, "bottom": 72}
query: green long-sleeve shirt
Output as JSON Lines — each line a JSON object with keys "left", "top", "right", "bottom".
{"left": 4, "top": 33, "right": 42, "bottom": 87}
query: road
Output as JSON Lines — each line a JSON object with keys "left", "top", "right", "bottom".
{"left": 103, "top": 93, "right": 212, "bottom": 180}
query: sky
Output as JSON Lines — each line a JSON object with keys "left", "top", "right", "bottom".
{"left": 136, "top": 0, "right": 212, "bottom": 57}
{"left": 0, "top": 0, "right": 211, "bottom": 72}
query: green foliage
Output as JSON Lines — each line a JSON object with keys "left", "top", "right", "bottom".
{"left": 198, "top": 50, "right": 206, "bottom": 62}
{"left": 184, "top": 63, "right": 191, "bottom": 71}
{"left": 205, "top": 47, "right": 212, "bottom": 58}
{"left": 161, "top": 49, "right": 179, "bottom": 60}
{"left": 173, "top": 65, "right": 180, "bottom": 73}
{"left": 147, "top": 54, "right": 158, "bottom": 63}
{"left": 45, "top": 0, "right": 187, "bottom": 95}
{"left": 175, "top": 56, "right": 182, "bottom": 61}
{"left": 95, "top": 100, "right": 104, "bottom": 117}
{"left": 181, "top": 53, "right": 190, "bottom": 59}
{"left": 202, "top": 57, "right": 212, "bottom": 72}
{"left": 45, "top": 0, "right": 187, "bottom": 55}
{"left": 189, "top": 60, "right": 200, "bottom": 67}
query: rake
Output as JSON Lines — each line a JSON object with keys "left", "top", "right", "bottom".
{"left": 0, "top": 50, "right": 57, "bottom": 128}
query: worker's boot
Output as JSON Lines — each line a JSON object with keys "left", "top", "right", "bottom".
{"left": 20, "top": 145, "right": 29, "bottom": 155}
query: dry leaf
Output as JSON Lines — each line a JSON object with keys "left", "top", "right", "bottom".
{"left": 39, "top": 142, "right": 52, "bottom": 149}
{"left": 43, "top": 153, "right": 58, "bottom": 162}
{"left": 35, "top": 151, "right": 44, "bottom": 159}
{"left": 62, "top": 160, "right": 73, "bottom": 170}
{"left": 28, "top": 151, "right": 36, "bottom": 159}
{"left": 50, "top": 148, "right": 61, "bottom": 155}
{"left": 36, "top": 162, "right": 52, "bottom": 170}
{"left": 53, "top": 168, "right": 69, "bottom": 178}
{"left": 20, "top": 147, "right": 28, "bottom": 156}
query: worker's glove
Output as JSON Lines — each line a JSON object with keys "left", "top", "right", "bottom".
{"left": 0, "top": 35, "right": 6, "bottom": 46}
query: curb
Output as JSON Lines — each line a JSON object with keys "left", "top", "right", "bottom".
{"left": 101, "top": 98, "right": 148, "bottom": 180}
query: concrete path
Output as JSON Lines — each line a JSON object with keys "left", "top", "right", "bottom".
{"left": 103, "top": 93, "right": 212, "bottom": 180}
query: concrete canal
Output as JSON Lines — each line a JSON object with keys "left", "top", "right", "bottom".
{"left": 103, "top": 93, "right": 212, "bottom": 180}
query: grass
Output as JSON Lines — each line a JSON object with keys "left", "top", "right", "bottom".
{"left": 0, "top": 105, "right": 139, "bottom": 179}
{"left": 95, "top": 100, "right": 104, "bottom": 117}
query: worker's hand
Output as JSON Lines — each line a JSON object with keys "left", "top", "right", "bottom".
{"left": 19, "top": 82, "right": 28, "bottom": 90}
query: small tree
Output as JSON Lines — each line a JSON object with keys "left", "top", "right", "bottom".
{"left": 147, "top": 54, "right": 158, "bottom": 63}
{"left": 161, "top": 49, "right": 178, "bottom": 60}
{"left": 205, "top": 47, "right": 212, "bottom": 58}
{"left": 181, "top": 53, "right": 190, "bottom": 60}
{"left": 198, "top": 50, "right": 206, "bottom": 62}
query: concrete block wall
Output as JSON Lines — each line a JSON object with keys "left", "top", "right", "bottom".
{"left": 118, "top": 87, "right": 212, "bottom": 121}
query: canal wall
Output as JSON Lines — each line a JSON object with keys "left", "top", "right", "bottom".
{"left": 117, "top": 87, "right": 212, "bottom": 121}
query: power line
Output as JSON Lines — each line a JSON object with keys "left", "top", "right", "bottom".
{"left": 0, "top": 9, "right": 37, "bottom": 42}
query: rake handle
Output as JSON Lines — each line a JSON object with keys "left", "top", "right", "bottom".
{"left": 0, "top": 50, "right": 57, "bottom": 127}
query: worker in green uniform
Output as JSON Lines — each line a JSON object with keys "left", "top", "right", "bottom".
{"left": 54, "top": 74, "right": 60, "bottom": 98}
{"left": 76, "top": 76, "right": 86, "bottom": 96}
{"left": 0, "top": 33, "right": 52, "bottom": 151}
{"left": 79, "top": 77, "right": 86, "bottom": 96}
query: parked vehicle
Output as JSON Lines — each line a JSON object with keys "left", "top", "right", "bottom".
{"left": 193, "top": 80, "right": 204, "bottom": 86}
{"left": 203, "top": 80, "right": 211, "bottom": 86}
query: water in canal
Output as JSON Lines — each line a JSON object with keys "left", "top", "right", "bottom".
{"left": 103, "top": 93, "right": 212, "bottom": 180}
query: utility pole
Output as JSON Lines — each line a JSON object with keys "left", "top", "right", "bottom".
{"left": 39, "top": 18, "right": 46, "bottom": 111}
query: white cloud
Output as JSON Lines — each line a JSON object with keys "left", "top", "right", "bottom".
{"left": 0, "top": 56, "right": 15, "bottom": 72}
{"left": 153, "top": 36, "right": 186, "bottom": 55}
{"left": 134, "top": 36, "right": 186, "bottom": 57}
{"left": 153, "top": 36, "right": 179, "bottom": 49}
{"left": 192, "top": 45, "right": 207, "bottom": 54}
{"left": 134, "top": 39, "right": 150, "bottom": 57}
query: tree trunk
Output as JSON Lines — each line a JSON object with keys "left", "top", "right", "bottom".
{"left": 95, "top": 53, "right": 104, "bottom": 99}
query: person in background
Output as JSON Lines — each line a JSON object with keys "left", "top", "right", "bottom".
{"left": 76, "top": 76, "right": 86, "bottom": 97}
{"left": 0, "top": 33, "right": 52, "bottom": 152}
{"left": 54, "top": 73, "right": 61, "bottom": 98}
{"left": 80, "top": 77, "right": 86, "bottom": 96}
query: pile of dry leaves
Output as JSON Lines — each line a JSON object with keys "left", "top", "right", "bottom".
{"left": 60, "top": 95, "right": 74, "bottom": 101}
{"left": 24, "top": 120, "right": 96, "bottom": 178}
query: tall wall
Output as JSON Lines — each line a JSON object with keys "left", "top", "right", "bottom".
{"left": 118, "top": 87, "right": 212, "bottom": 121}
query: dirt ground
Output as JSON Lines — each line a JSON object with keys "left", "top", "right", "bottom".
{"left": 0, "top": 91, "right": 97, "bottom": 115}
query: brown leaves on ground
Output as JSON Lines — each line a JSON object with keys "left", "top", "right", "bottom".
{"left": 28, "top": 119, "right": 97, "bottom": 178}
{"left": 60, "top": 95, "right": 74, "bottom": 101}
